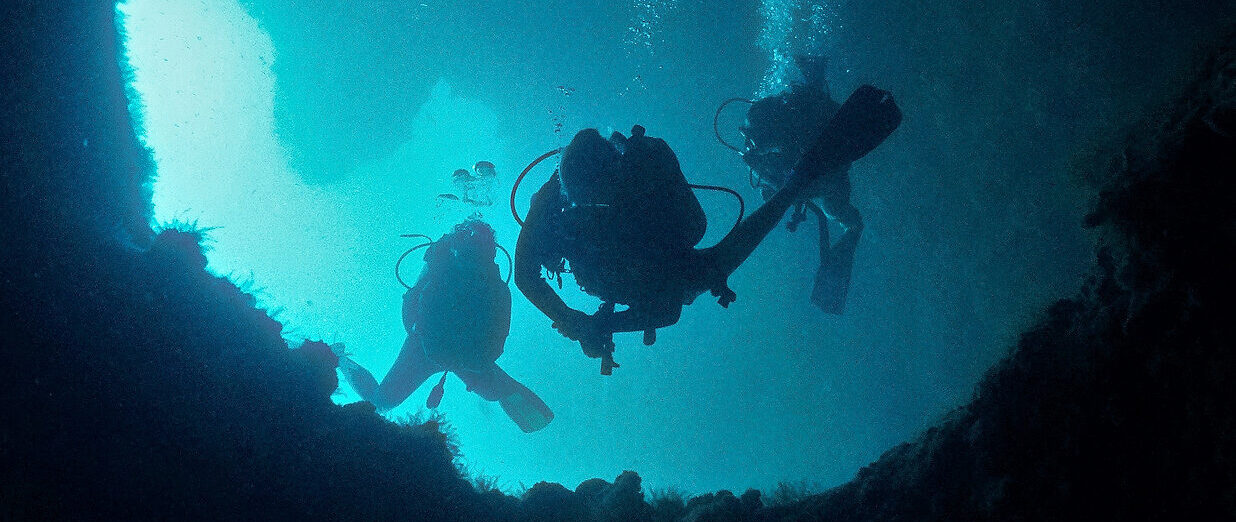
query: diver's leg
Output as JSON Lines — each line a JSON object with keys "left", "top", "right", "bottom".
{"left": 818, "top": 174, "right": 862, "bottom": 260}
{"left": 337, "top": 356, "right": 381, "bottom": 402}
{"left": 366, "top": 335, "right": 438, "bottom": 411}
{"left": 456, "top": 364, "right": 517, "bottom": 401}
{"left": 802, "top": 200, "right": 839, "bottom": 313}
{"left": 813, "top": 182, "right": 863, "bottom": 314}
{"left": 827, "top": 202, "right": 863, "bottom": 254}
{"left": 458, "top": 365, "right": 554, "bottom": 433}
{"left": 695, "top": 85, "right": 899, "bottom": 292}
{"left": 805, "top": 200, "right": 831, "bottom": 257}
{"left": 697, "top": 170, "right": 822, "bottom": 287}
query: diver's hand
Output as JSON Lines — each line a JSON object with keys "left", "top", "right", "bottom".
{"left": 581, "top": 333, "right": 617, "bottom": 375}
{"left": 553, "top": 311, "right": 612, "bottom": 352}
{"left": 579, "top": 335, "right": 616, "bottom": 359}
{"left": 552, "top": 310, "right": 615, "bottom": 368}
{"left": 712, "top": 282, "right": 737, "bottom": 308}
{"left": 551, "top": 309, "right": 595, "bottom": 342}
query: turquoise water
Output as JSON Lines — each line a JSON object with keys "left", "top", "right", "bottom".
{"left": 117, "top": 0, "right": 1108, "bottom": 495}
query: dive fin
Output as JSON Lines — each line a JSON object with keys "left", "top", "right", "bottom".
{"left": 337, "top": 355, "right": 380, "bottom": 401}
{"left": 800, "top": 85, "right": 902, "bottom": 174}
{"left": 426, "top": 371, "right": 448, "bottom": 409}
{"left": 499, "top": 387, "right": 555, "bottom": 433}
{"left": 811, "top": 252, "right": 853, "bottom": 315}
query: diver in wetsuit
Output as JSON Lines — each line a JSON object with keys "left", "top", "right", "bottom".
{"left": 337, "top": 219, "right": 553, "bottom": 433}
{"left": 515, "top": 85, "right": 901, "bottom": 373}
{"left": 740, "top": 54, "right": 867, "bottom": 314}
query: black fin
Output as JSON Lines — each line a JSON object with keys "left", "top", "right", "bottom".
{"left": 811, "top": 254, "right": 851, "bottom": 315}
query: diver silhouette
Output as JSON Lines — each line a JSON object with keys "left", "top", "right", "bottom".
{"left": 337, "top": 219, "right": 554, "bottom": 432}
{"left": 736, "top": 54, "right": 871, "bottom": 314}
{"left": 515, "top": 84, "right": 902, "bottom": 373}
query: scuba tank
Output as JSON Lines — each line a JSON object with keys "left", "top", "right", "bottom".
{"left": 552, "top": 126, "right": 710, "bottom": 304}
{"left": 508, "top": 128, "right": 746, "bottom": 374}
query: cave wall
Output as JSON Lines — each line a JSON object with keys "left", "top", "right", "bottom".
{"left": 1, "top": 2, "right": 483, "bottom": 519}
{"left": 2, "top": 1, "right": 152, "bottom": 254}
{"left": 770, "top": 38, "right": 1236, "bottom": 521}
{"left": 2, "top": 1, "right": 1233, "bottom": 520}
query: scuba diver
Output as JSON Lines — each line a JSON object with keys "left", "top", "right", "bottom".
{"left": 336, "top": 219, "right": 554, "bottom": 433}
{"left": 730, "top": 54, "right": 868, "bottom": 314}
{"left": 515, "top": 84, "right": 901, "bottom": 374}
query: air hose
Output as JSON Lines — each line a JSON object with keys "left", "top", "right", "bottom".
{"left": 510, "top": 150, "right": 747, "bottom": 238}
{"left": 395, "top": 234, "right": 513, "bottom": 289}
{"left": 688, "top": 183, "right": 745, "bottom": 237}
{"left": 395, "top": 236, "right": 434, "bottom": 290}
{"left": 713, "top": 97, "right": 753, "bottom": 152}
{"left": 510, "top": 148, "right": 563, "bottom": 226}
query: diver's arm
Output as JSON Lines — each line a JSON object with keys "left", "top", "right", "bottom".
{"left": 514, "top": 214, "right": 615, "bottom": 370}
{"left": 496, "top": 274, "right": 513, "bottom": 340}
{"left": 696, "top": 169, "right": 817, "bottom": 286}
{"left": 514, "top": 209, "right": 587, "bottom": 328}
{"left": 597, "top": 299, "right": 681, "bottom": 334}
{"left": 401, "top": 280, "right": 427, "bottom": 334}
{"left": 482, "top": 270, "right": 513, "bottom": 362}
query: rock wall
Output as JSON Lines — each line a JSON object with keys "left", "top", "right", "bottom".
{"left": 2, "top": 2, "right": 1232, "bottom": 520}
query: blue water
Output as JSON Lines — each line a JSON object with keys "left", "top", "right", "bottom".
{"left": 115, "top": 0, "right": 1174, "bottom": 495}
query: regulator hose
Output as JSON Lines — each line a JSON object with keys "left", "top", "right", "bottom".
{"left": 511, "top": 148, "right": 563, "bottom": 226}
{"left": 689, "top": 183, "right": 745, "bottom": 237}
{"left": 510, "top": 150, "right": 747, "bottom": 245}
{"left": 713, "top": 97, "right": 754, "bottom": 153}
{"left": 395, "top": 237, "right": 434, "bottom": 291}
{"left": 395, "top": 234, "right": 513, "bottom": 289}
